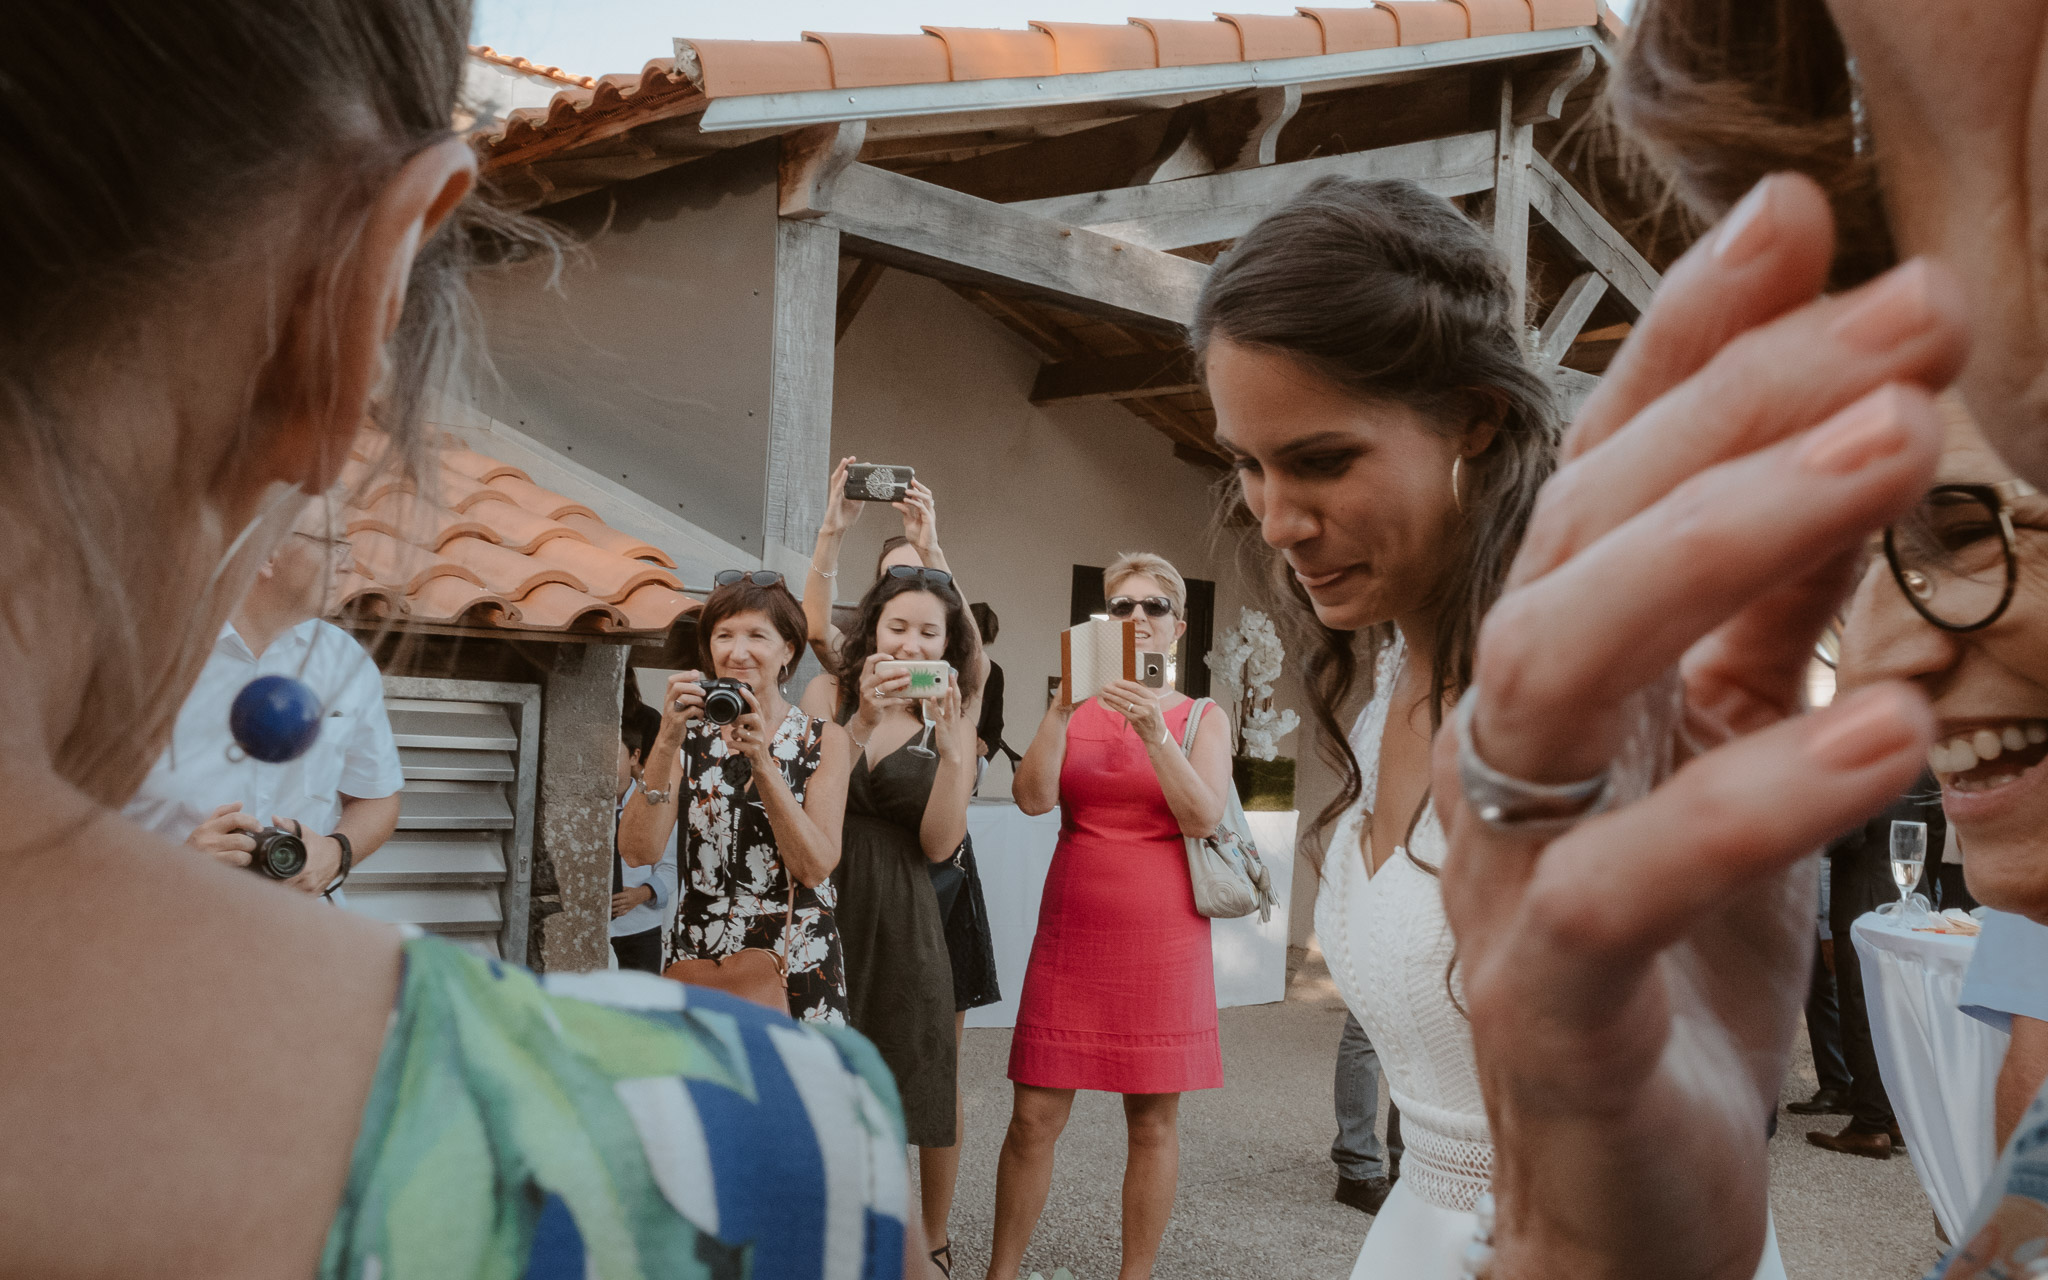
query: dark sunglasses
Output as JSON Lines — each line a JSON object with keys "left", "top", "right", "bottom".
{"left": 885, "top": 565, "right": 953, "bottom": 588}
{"left": 714, "top": 569, "right": 783, "bottom": 589}
{"left": 1107, "top": 595, "right": 1176, "bottom": 620}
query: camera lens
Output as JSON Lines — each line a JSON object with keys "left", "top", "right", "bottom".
{"left": 250, "top": 827, "right": 307, "bottom": 879}
{"left": 703, "top": 682, "right": 746, "bottom": 726}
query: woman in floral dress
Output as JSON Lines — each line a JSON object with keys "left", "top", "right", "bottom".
{"left": 622, "top": 572, "right": 854, "bottom": 1023}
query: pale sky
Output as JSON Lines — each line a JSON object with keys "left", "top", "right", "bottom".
{"left": 473, "top": 0, "right": 1628, "bottom": 80}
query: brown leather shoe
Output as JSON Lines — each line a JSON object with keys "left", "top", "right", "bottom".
{"left": 1806, "top": 1125, "right": 1892, "bottom": 1159}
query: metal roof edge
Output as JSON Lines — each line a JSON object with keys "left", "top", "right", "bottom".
{"left": 692, "top": 26, "right": 1597, "bottom": 134}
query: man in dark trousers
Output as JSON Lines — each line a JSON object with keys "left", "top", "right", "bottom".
{"left": 1808, "top": 774, "right": 1946, "bottom": 1159}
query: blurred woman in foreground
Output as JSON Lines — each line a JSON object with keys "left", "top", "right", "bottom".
{"left": 0, "top": 4, "right": 916, "bottom": 1275}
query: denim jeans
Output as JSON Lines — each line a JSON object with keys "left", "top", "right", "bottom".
{"left": 1333, "top": 1011, "right": 1404, "bottom": 1180}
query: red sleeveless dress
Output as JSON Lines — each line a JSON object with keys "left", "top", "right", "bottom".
{"left": 1007, "top": 697, "right": 1223, "bottom": 1093}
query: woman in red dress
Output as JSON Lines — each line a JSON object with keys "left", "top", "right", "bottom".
{"left": 985, "top": 553, "right": 1235, "bottom": 1280}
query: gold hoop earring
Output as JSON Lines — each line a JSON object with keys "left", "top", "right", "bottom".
{"left": 1451, "top": 455, "right": 1465, "bottom": 515}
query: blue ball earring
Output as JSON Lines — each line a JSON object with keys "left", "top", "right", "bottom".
{"left": 230, "top": 674, "right": 324, "bottom": 763}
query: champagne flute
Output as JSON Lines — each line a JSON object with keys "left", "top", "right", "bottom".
{"left": 906, "top": 699, "right": 937, "bottom": 759}
{"left": 1890, "top": 820, "right": 1928, "bottom": 918}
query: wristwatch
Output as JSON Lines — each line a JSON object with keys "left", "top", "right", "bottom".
{"left": 320, "top": 831, "right": 353, "bottom": 899}
{"left": 642, "top": 785, "right": 674, "bottom": 806}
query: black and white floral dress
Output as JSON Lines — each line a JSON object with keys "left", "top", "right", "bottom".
{"left": 663, "top": 704, "right": 848, "bottom": 1024}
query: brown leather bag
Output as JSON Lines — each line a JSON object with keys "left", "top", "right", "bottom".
{"left": 662, "top": 880, "right": 795, "bottom": 1014}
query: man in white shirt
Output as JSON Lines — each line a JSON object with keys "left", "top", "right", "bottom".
{"left": 612, "top": 736, "right": 677, "bottom": 973}
{"left": 125, "top": 509, "right": 403, "bottom": 896}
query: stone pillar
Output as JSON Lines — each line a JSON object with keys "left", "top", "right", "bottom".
{"left": 534, "top": 642, "right": 627, "bottom": 973}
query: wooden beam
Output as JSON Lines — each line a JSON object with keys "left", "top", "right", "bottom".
{"left": 779, "top": 120, "right": 868, "bottom": 219}
{"left": 835, "top": 258, "right": 886, "bottom": 343}
{"left": 1512, "top": 47, "right": 1597, "bottom": 126}
{"left": 1536, "top": 271, "right": 1608, "bottom": 365}
{"left": 764, "top": 219, "right": 839, "bottom": 567}
{"left": 1016, "top": 131, "right": 1496, "bottom": 251}
{"left": 799, "top": 161, "right": 1210, "bottom": 329}
{"left": 1488, "top": 74, "right": 1535, "bottom": 323}
{"left": 1552, "top": 365, "right": 1601, "bottom": 420}
{"left": 1030, "top": 350, "right": 1201, "bottom": 405}
{"left": 953, "top": 286, "right": 1086, "bottom": 360}
{"left": 1220, "top": 84, "right": 1303, "bottom": 170}
{"left": 1527, "top": 155, "right": 1660, "bottom": 315}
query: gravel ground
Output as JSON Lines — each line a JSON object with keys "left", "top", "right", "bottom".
{"left": 927, "top": 951, "right": 1948, "bottom": 1280}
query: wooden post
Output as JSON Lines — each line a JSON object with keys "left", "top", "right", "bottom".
{"left": 1490, "top": 71, "right": 1535, "bottom": 325}
{"left": 764, "top": 216, "right": 840, "bottom": 575}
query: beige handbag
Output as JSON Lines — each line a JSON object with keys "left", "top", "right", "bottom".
{"left": 662, "top": 880, "right": 795, "bottom": 1014}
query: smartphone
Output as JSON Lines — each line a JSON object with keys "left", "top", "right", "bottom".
{"left": 1139, "top": 651, "right": 1168, "bottom": 688}
{"left": 876, "top": 659, "right": 952, "bottom": 698}
{"left": 845, "top": 463, "right": 914, "bottom": 503}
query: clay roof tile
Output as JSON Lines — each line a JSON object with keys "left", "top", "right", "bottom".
{"left": 349, "top": 529, "right": 482, "bottom": 595}
{"left": 333, "top": 573, "right": 404, "bottom": 619}
{"left": 530, "top": 537, "right": 683, "bottom": 602}
{"left": 1216, "top": 13, "right": 1328, "bottom": 60}
{"left": 802, "top": 31, "right": 952, "bottom": 88}
{"left": 920, "top": 26, "right": 1058, "bottom": 81}
{"left": 1126, "top": 17, "right": 1244, "bottom": 67}
{"left": 407, "top": 576, "right": 522, "bottom": 627}
{"left": 1027, "top": 21, "right": 1160, "bottom": 75}
{"left": 512, "top": 582, "right": 627, "bottom": 631}
{"left": 1297, "top": 6, "right": 1400, "bottom": 51}
{"left": 616, "top": 582, "right": 700, "bottom": 631}
{"left": 1533, "top": 0, "right": 1600, "bottom": 29}
{"left": 675, "top": 38, "right": 835, "bottom": 97}
{"left": 1454, "top": 0, "right": 1536, "bottom": 37}
{"left": 460, "top": 493, "right": 584, "bottom": 553}
{"left": 558, "top": 513, "right": 679, "bottom": 567}
{"left": 440, "top": 447, "right": 530, "bottom": 486}
{"left": 436, "top": 535, "right": 590, "bottom": 599}
{"left": 349, "top": 493, "right": 497, "bottom": 550}
{"left": 1377, "top": 1, "right": 1471, "bottom": 44}
{"left": 482, "top": 473, "right": 599, "bottom": 522}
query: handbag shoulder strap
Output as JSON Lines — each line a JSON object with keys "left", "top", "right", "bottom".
{"left": 1179, "top": 696, "right": 1216, "bottom": 754}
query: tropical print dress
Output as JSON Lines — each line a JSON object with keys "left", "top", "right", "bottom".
{"left": 665, "top": 705, "right": 849, "bottom": 1024}
{"left": 320, "top": 933, "right": 908, "bottom": 1280}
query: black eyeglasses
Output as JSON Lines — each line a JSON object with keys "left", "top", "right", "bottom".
{"left": 884, "top": 565, "right": 953, "bottom": 588}
{"left": 1884, "top": 479, "right": 2039, "bottom": 632}
{"left": 714, "top": 569, "right": 783, "bottom": 589}
{"left": 1107, "top": 595, "right": 1176, "bottom": 620}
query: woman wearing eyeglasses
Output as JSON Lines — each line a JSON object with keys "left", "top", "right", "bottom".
{"left": 620, "top": 570, "right": 854, "bottom": 1024}
{"left": 985, "top": 552, "right": 1232, "bottom": 1280}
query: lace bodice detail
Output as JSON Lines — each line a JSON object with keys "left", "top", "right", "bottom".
{"left": 1313, "top": 633, "right": 1492, "bottom": 1212}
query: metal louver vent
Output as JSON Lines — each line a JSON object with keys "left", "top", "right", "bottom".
{"left": 347, "top": 679, "right": 540, "bottom": 961}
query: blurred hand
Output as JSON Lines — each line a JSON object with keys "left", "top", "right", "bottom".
{"left": 185, "top": 802, "right": 260, "bottom": 868}
{"left": 1435, "top": 174, "right": 1967, "bottom": 1280}
{"left": 610, "top": 884, "right": 654, "bottom": 919}
{"left": 821, "top": 456, "right": 863, "bottom": 537}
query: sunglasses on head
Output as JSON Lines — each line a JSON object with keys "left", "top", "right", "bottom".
{"left": 714, "top": 569, "right": 783, "bottom": 588}
{"left": 885, "top": 565, "right": 954, "bottom": 587}
{"left": 1107, "top": 595, "right": 1175, "bottom": 619}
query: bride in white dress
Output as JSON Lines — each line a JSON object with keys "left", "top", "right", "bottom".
{"left": 1187, "top": 176, "right": 1789, "bottom": 1280}
{"left": 1318, "top": 633, "right": 1787, "bottom": 1280}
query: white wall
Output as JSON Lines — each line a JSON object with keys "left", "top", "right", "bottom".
{"left": 825, "top": 270, "right": 1276, "bottom": 798}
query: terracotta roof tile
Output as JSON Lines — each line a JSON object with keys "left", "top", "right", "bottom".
{"left": 329, "top": 428, "right": 698, "bottom": 638}
{"left": 1127, "top": 17, "right": 1245, "bottom": 67}
{"left": 514, "top": 582, "right": 627, "bottom": 631}
{"left": 1299, "top": 6, "right": 1400, "bottom": 51}
{"left": 470, "top": 44, "right": 597, "bottom": 88}
{"left": 1027, "top": 22, "right": 1158, "bottom": 75}
{"left": 802, "top": 31, "right": 952, "bottom": 88}
{"left": 1455, "top": 0, "right": 1536, "bottom": 36}
{"left": 477, "top": 9, "right": 1607, "bottom": 170}
{"left": 481, "top": 473, "right": 599, "bottom": 522}
{"left": 1216, "top": 13, "right": 1327, "bottom": 60}
{"left": 559, "top": 513, "right": 678, "bottom": 568}
{"left": 1534, "top": 0, "right": 1601, "bottom": 29}
{"left": 529, "top": 537, "right": 683, "bottom": 601}
{"left": 675, "top": 38, "right": 834, "bottom": 98}
{"left": 920, "top": 26, "right": 1058, "bottom": 80}
{"left": 1377, "top": 1, "right": 1472, "bottom": 43}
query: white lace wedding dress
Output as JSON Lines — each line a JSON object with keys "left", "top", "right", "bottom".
{"left": 1316, "top": 633, "right": 1787, "bottom": 1280}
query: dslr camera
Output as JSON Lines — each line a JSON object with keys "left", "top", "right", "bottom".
{"left": 699, "top": 677, "right": 751, "bottom": 726}
{"left": 248, "top": 825, "right": 309, "bottom": 880}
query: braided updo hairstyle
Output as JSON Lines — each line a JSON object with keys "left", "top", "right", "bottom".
{"left": 1190, "top": 176, "right": 1561, "bottom": 846}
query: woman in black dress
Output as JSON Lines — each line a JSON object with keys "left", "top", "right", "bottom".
{"left": 807, "top": 568, "right": 982, "bottom": 1275}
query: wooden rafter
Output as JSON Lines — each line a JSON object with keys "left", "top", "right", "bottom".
{"left": 1030, "top": 350, "right": 1201, "bottom": 404}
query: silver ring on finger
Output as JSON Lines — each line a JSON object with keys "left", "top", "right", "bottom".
{"left": 1454, "top": 686, "right": 1614, "bottom": 836}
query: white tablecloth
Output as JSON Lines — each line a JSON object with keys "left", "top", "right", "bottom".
{"left": 964, "top": 801, "right": 1296, "bottom": 1030}
{"left": 1851, "top": 912, "right": 2006, "bottom": 1240}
